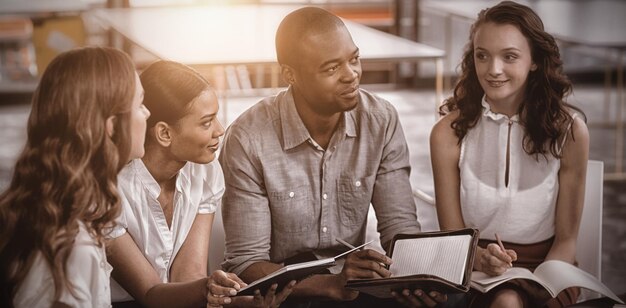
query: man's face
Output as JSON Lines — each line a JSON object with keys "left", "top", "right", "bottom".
{"left": 291, "top": 26, "right": 362, "bottom": 116}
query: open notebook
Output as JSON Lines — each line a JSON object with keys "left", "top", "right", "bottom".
{"left": 346, "top": 229, "right": 479, "bottom": 298}
{"left": 237, "top": 240, "right": 374, "bottom": 296}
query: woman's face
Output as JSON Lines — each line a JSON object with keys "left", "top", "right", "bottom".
{"left": 128, "top": 73, "right": 151, "bottom": 160}
{"left": 169, "top": 90, "right": 224, "bottom": 164}
{"left": 473, "top": 22, "right": 537, "bottom": 110}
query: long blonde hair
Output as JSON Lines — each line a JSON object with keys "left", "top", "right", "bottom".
{"left": 0, "top": 47, "right": 136, "bottom": 306}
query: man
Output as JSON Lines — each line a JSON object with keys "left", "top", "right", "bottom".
{"left": 219, "top": 7, "right": 445, "bottom": 307}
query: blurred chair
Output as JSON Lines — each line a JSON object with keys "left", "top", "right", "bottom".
{"left": 577, "top": 160, "right": 604, "bottom": 301}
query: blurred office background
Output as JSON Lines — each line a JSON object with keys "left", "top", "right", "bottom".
{"left": 1, "top": 0, "right": 624, "bottom": 301}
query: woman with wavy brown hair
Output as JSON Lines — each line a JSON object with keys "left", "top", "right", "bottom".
{"left": 0, "top": 46, "right": 150, "bottom": 307}
{"left": 431, "top": 1, "right": 589, "bottom": 307}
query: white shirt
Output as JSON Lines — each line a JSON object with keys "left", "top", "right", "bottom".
{"left": 109, "top": 159, "right": 225, "bottom": 301}
{"left": 459, "top": 98, "right": 573, "bottom": 244}
{"left": 14, "top": 222, "right": 112, "bottom": 308}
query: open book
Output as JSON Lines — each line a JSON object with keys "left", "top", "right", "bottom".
{"left": 471, "top": 260, "right": 624, "bottom": 304}
{"left": 237, "top": 240, "right": 373, "bottom": 296}
{"left": 346, "top": 229, "right": 479, "bottom": 298}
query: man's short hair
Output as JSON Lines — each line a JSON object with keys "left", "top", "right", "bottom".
{"left": 275, "top": 7, "right": 346, "bottom": 67}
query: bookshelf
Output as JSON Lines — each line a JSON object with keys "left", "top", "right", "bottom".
{"left": 0, "top": 17, "right": 38, "bottom": 93}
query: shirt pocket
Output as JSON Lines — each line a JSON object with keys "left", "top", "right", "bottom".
{"left": 337, "top": 175, "right": 374, "bottom": 227}
{"left": 268, "top": 185, "right": 314, "bottom": 233}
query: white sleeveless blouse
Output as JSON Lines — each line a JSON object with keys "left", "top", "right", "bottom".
{"left": 459, "top": 97, "right": 574, "bottom": 244}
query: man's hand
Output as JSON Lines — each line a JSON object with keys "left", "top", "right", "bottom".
{"left": 342, "top": 249, "right": 393, "bottom": 279}
{"left": 227, "top": 281, "right": 297, "bottom": 308}
{"left": 392, "top": 289, "right": 448, "bottom": 307}
{"left": 328, "top": 249, "right": 393, "bottom": 301}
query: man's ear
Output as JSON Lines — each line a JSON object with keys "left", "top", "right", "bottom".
{"left": 281, "top": 64, "right": 296, "bottom": 85}
{"left": 106, "top": 115, "right": 117, "bottom": 138}
{"left": 155, "top": 121, "right": 172, "bottom": 147}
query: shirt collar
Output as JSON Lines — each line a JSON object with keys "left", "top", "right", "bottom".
{"left": 132, "top": 159, "right": 187, "bottom": 198}
{"left": 132, "top": 159, "right": 161, "bottom": 199}
{"left": 280, "top": 86, "right": 358, "bottom": 150}
{"left": 481, "top": 95, "right": 520, "bottom": 123}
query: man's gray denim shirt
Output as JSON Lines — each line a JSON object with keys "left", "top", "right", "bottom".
{"left": 219, "top": 86, "right": 421, "bottom": 275}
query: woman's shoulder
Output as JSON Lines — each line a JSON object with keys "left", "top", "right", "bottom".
{"left": 431, "top": 110, "right": 461, "bottom": 142}
{"left": 561, "top": 112, "right": 589, "bottom": 156}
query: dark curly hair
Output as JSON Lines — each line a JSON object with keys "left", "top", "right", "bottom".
{"left": 440, "top": 1, "right": 585, "bottom": 158}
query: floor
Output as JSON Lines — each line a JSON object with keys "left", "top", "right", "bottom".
{"left": 0, "top": 84, "right": 624, "bottom": 299}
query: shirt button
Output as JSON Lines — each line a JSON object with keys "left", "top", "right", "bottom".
{"left": 323, "top": 193, "right": 328, "bottom": 200}
{"left": 322, "top": 226, "right": 328, "bottom": 233}
{"left": 289, "top": 191, "right": 295, "bottom": 198}
{"left": 355, "top": 181, "right": 361, "bottom": 187}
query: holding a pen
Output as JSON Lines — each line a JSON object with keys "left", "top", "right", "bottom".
{"left": 474, "top": 233, "right": 518, "bottom": 276}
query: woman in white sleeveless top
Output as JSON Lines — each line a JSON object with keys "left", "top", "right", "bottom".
{"left": 430, "top": 2, "right": 589, "bottom": 307}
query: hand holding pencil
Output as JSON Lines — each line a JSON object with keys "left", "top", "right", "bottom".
{"left": 475, "top": 233, "right": 518, "bottom": 276}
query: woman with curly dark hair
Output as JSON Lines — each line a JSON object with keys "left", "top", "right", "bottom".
{"left": 430, "top": 1, "right": 589, "bottom": 307}
{"left": 0, "top": 47, "right": 150, "bottom": 307}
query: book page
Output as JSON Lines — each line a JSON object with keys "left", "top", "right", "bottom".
{"left": 389, "top": 234, "right": 471, "bottom": 284}
{"left": 534, "top": 260, "right": 624, "bottom": 303}
{"left": 470, "top": 268, "right": 552, "bottom": 294}
{"left": 283, "top": 258, "right": 335, "bottom": 271}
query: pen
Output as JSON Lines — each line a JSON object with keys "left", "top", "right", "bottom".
{"left": 336, "top": 238, "right": 387, "bottom": 269}
{"left": 495, "top": 233, "right": 513, "bottom": 267}
{"left": 336, "top": 238, "right": 358, "bottom": 250}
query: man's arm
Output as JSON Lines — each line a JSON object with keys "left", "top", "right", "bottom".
{"left": 219, "top": 127, "right": 273, "bottom": 276}
{"left": 219, "top": 118, "right": 395, "bottom": 301}
{"left": 371, "top": 103, "right": 421, "bottom": 249}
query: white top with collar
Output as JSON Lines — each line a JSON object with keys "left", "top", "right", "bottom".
{"left": 14, "top": 222, "right": 112, "bottom": 307}
{"left": 109, "top": 158, "right": 224, "bottom": 301}
{"left": 459, "top": 97, "right": 574, "bottom": 244}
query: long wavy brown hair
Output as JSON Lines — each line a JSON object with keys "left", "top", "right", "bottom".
{"left": 440, "top": 1, "right": 585, "bottom": 158}
{"left": 0, "top": 47, "right": 136, "bottom": 306}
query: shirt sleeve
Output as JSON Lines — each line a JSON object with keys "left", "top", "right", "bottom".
{"left": 107, "top": 185, "right": 129, "bottom": 239}
{"left": 371, "top": 100, "right": 421, "bottom": 250}
{"left": 218, "top": 125, "right": 272, "bottom": 275}
{"left": 198, "top": 160, "right": 225, "bottom": 214}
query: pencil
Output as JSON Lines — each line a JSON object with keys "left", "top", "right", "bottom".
{"left": 495, "top": 233, "right": 513, "bottom": 267}
{"left": 495, "top": 233, "right": 506, "bottom": 252}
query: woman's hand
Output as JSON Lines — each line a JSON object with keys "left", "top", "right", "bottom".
{"left": 206, "top": 270, "right": 246, "bottom": 307}
{"left": 475, "top": 244, "right": 517, "bottom": 276}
